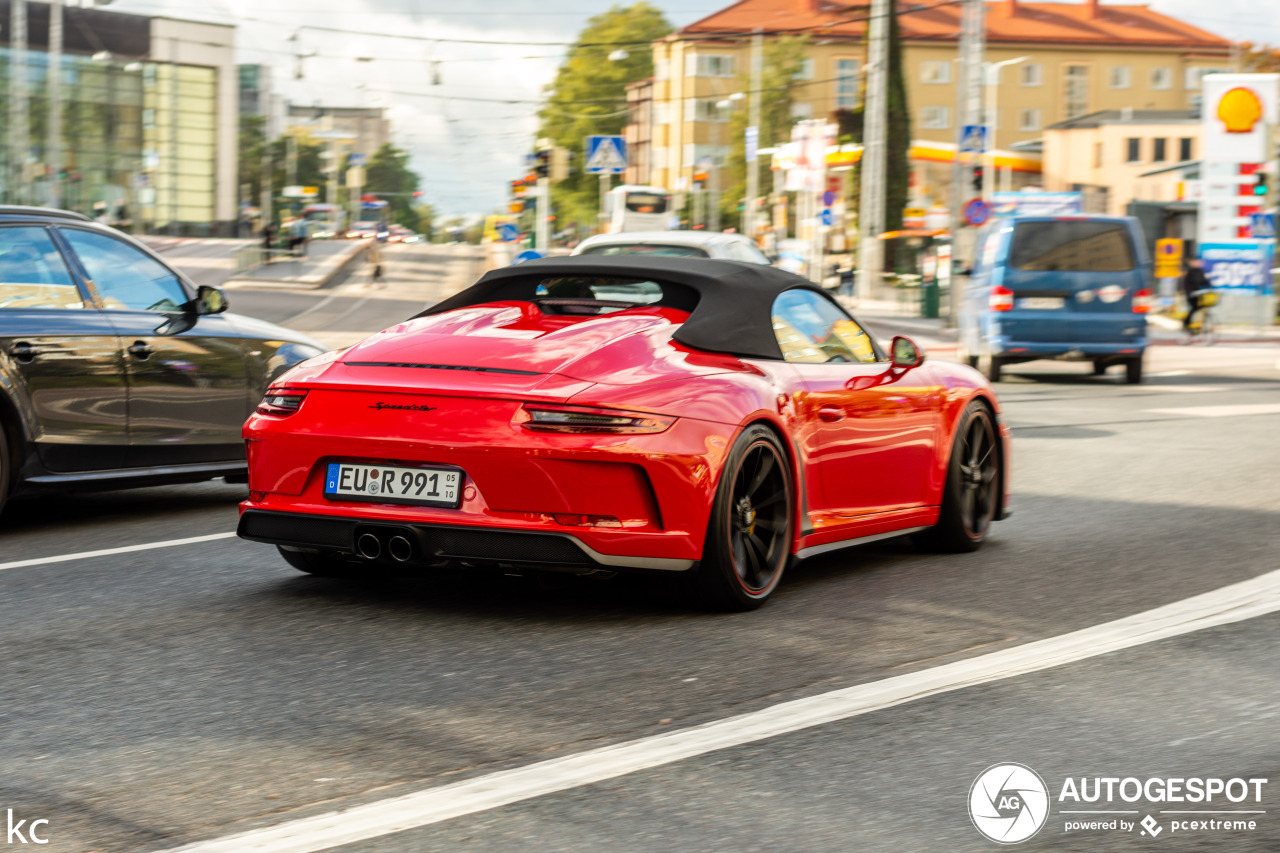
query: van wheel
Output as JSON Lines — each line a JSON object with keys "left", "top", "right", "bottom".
{"left": 977, "top": 351, "right": 1003, "bottom": 382}
{"left": 1125, "top": 356, "right": 1143, "bottom": 384}
{"left": 1092, "top": 360, "right": 1108, "bottom": 375}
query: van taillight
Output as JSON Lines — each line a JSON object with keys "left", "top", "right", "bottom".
{"left": 989, "top": 285, "right": 1014, "bottom": 312}
{"left": 1132, "top": 288, "right": 1154, "bottom": 314}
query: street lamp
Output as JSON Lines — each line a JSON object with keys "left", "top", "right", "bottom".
{"left": 983, "top": 55, "right": 1029, "bottom": 202}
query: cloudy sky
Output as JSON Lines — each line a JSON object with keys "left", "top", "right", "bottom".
{"left": 103, "top": 0, "right": 1277, "bottom": 218}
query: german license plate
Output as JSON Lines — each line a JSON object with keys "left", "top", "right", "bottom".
{"left": 324, "top": 462, "right": 462, "bottom": 508}
{"left": 1018, "top": 296, "right": 1064, "bottom": 310}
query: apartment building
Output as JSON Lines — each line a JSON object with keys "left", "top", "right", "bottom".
{"left": 645, "top": 0, "right": 1232, "bottom": 201}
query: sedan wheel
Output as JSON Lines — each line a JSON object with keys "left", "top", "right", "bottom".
{"left": 914, "top": 402, "right": 1000, "bottom": 552}
{"left": 693, "top": 425, "right": 793, "bottom": 611}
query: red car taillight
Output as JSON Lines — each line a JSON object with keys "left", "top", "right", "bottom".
{"left": 989, "top": 284, "right": 1014, "bottom": 312}
{"left": 257, "top": 389, "right": 307, "bottom": 416}
{"left": 1132, "top": 288, "right": 1154, "bottom": 314}
{"left": 518, "top": 404, "right": 675, "bottom": 435}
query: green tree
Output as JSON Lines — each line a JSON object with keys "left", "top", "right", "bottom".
{"left": 267, "top": 132, "right": 326, "bottom": 215}
{"left": 238, "top": 114, "right": 268, "bottom": 202}
{"left": 364, "top": 143, "right": 423, "bottom": 230}
{"left": 537, "top": 3, "right": 673, "bottom": 229}
{"left": 719, "top": 35, "right": 809, "bottom": 228}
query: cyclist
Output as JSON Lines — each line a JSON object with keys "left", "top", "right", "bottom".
{"left": 1181, "top": 258, "right": 1213, "bottom": 341}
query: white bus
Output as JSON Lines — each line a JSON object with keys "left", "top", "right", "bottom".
{"left": 604, "top": 185, "right": 675, "bottom": 233}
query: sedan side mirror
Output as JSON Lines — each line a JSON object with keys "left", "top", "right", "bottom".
{"left": 890, "top": 335, "right": 925, "bottom": 369}
{"left": 196, "top": 285, "right": 228, "bottom": 315}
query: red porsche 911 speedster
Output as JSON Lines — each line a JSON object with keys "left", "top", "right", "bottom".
{"left": 237, "top": 256, "right": 1011, "bottom": 610}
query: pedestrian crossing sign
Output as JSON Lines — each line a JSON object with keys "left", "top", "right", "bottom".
{"left": 585, "top": 136, "right": 627, "bottom": 174}
{"left": 960, "top": 125, "right": 987, "bottom": 154}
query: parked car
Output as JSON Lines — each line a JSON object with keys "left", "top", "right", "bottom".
{"left": 957, "top": 215, "right": 1153, "bottom": 383}
{"left": 237, "top": 256, "right": 1011, "bottom": 610}
{"left": 345, "top": 221, "right": 379, "bottom": 239}
{"left": 0, "top": 206, "right": 327, "bottom": 513}
{"left": 572, "top": 230, "right": 772, "bottom": 265}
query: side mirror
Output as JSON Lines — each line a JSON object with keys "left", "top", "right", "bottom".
{"left": 890, "top": 335, "right": 925, "bottom": 369}
{"left": 196, "top": 285, "right": 228, "bottom": 315}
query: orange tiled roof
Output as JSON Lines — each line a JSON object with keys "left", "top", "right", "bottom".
{"left": 677, "top": 0, "right": 1231, "bottom": 49}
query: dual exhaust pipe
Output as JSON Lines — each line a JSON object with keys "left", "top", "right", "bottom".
{"left": 356, "top": 530, "right": 414, "bottom": 562}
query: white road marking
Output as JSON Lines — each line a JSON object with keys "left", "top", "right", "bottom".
{"left": 1150, "top": 370, "right": 1191, "bottom": 377}
{"left": 155, "top": 567, "right": 1280, "bottom": 853}
{"left": 0, "top": 532, "right": 237, "bottom": 572}
{"left": 1147, "top": 403, "right": 1280, "bottom": 418}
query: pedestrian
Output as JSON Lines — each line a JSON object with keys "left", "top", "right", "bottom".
{"left": 1180, "top": 257, "right": 1212, "bottom": 336}
{"left": 262, "top": 220, "right": 276, "bottom": 256}
{"left": 289, "top": 216, "right": 309, "bottom": 257}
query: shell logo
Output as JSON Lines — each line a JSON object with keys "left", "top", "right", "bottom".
{"left": 1217, "top": 86, "right": 1264, "bottom": 133}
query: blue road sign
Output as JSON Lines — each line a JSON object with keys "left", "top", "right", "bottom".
{"left": 822, "top": 190, "right": 837, "bottom": 207}
{"left": 347, "top": 153, "right": 366, "bottom": 167}
{"left": 963, "top": 197, "right": 991, "bottom": 227}
{"left": 496, "top": 223, "right": 521, "bottom": 242}
{"left": 512, "top": 250, "right": 545, "bottom": 265}
{"left": 1250, "top": 212, "right": 1276, "bottom": 240}
{"left": 745, "top": 126, "right": 759, "bottom": 163}
{"left": 585, "top": 136, "right": 627, "bottom": 175}
{"left": 959, "top": 125, "right": 987, "bottom": 154}
{"left": 819, "top": 209, "right": 834, "bottom": 226}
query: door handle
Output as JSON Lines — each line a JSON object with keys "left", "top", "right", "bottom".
{"left": 11, "top": 342, "right": 41, "bottom": 363}
{"left": 127, "top": 341, "right": 156, "bottom": 360}
{"left": 817, "top": 404, "right": 846, "bottom": 423}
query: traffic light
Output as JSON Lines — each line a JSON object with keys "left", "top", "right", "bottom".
{"left": 534, "top": 149, "right": 551, "bottom": 179}
{"left": 1253, "top": 173, "right": 1269, "bottom": 197}
{"left": 972, "top": 165, "right": 985, "bottom": 192}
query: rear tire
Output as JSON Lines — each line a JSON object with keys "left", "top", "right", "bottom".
{"left": 1092, "top": 360, "right": 1108, "bottom": 376}
{"left": 978, "top": 350, "right": 1003, "bottom": 382}
{"left": 277, "top": 546, "right": 364, "bottom": 579}
{"left": 1125, "top": 356, "right": 1143, "bottom": 385}
{"left": 0, "top": 423, "right": 10, "bottom": 516}
{"left": 914, "top": 402, "right": 1000, "bottom": 553}
{"left": 691, "top": 425, "right": 794, "bottom": 611}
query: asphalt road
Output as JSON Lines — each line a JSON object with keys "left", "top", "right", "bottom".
{"left": 2, "top": 258, "right": 1278, "bottom": 851}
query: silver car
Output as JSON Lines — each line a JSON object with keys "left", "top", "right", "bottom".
{"left": 571, "top": 230, "right": 772, "bottom": 265}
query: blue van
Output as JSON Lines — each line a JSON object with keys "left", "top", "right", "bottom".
{"left": 958, "top": 215, "right": 1153, "bottom": 383}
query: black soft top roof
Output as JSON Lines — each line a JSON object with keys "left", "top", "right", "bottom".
{"left": 418, "top": 255, "right": 836, "bottom": 360}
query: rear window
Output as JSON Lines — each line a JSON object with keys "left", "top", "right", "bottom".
{"left": 624, "top": 193, "right": 670, "bottom": 213}
{"left": 1008, "top": 220, "right": 1136, "bottom": 272}
{"left": 579, "top": 243, "right": 709, "bottom": 259}
{"left": 474, "top": 274, "right": 700, "bottom": 316}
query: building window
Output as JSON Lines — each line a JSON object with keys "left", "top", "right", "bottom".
{"left": 1126, "top": 137, "right": 1141, "bottom": 162}
{"left": 1094, "top": 142, "right": 1103, "bottom": 168}
{"left": 790, "top": 101, "right": 813, "bottom": 119}
{"left": 685, "top": 98, "right": 728, "bottom": 122}
{"left": 920, "top": 105, "right": 950, "bottom": 129}
{"left": 1179, "top": 137, "right": 1193, "bottom": 160}
{"left": 1184, "top": 66, "right": 1210, "bottom": 90}
{"left": 797, "top": 58, "right": 815, "bottom": 80}
{"left": 1152, "top": 137, "right": 1167, "bottom": 162}
{"left": 1064, "top": 65, "right": 1090, "bottom": 119}
{"left": 654, "top": 59, "right": 669, "bottom": 81}
{"left": 1020, "top": 63, "right": 1043, "bottom": 86}
{"left": 686, "top": 53, "right": 736, "bottom": 78}
{"left": 836, "top": 58, "right": 860, "bottom": 109}
{"left": 1108, "top": 66, "right": 1131, "bottom": 89}
{"left": 1018, "top": 108, "right": 1041, "bottom": 131}
{"left": 1150, "top": 66, "right": 1171, "bottom": 90}
{"left": 921, "top": 60, "right": 951, "bottom": 84}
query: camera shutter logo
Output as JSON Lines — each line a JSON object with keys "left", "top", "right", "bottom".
{"left": 969, "top": 763, "right": 1050, "bottom": 844}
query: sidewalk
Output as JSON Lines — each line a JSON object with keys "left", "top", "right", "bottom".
{"left": 222, "top": 239, "right": 371, "bottom": 289}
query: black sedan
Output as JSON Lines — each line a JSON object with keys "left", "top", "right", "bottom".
{"left": 0, "top": 206, "right": 326, "bottom": 513}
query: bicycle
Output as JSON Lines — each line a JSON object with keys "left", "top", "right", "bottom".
{"left": 1184, "top": 288, "right": 1218, "bottom": 344}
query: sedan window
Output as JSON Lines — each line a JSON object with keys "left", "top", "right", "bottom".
{"left": 579, "top": 244, "right": 710, "bottom": 258}
{"left": 60, "top": 228, "right": 189, "bottom": 313}
{"left": 0, "top": 226, "right": 84, "bottom": 310}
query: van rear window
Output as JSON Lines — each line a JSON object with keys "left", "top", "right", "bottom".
{"left": 1008, "top": 221, "right": 1136, "bottom": 272}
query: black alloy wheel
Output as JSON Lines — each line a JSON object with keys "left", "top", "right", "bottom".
{"left": 914, "top": 402, "right": 1000, "bottom": 552}
{"left": 694, "top": 425, "right": 794, "bottom": 611}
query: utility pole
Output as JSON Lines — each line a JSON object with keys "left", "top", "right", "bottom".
{"left": 948, "top": 0, "right": 984, "bottom": 326}
{"left": 857, "top": 0, "right": 890, "bottom": 301}
{"left": 9, "top": 0, "right": 28, "bottom": 205}
{"left": 48, "top": 0, "right": 63, "bottom": 209}
{"left": 744, "top": 30, "right": 763, "bottom": 238}
{"left": 536, "top": 177, "right": 551, "bottom": 250}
